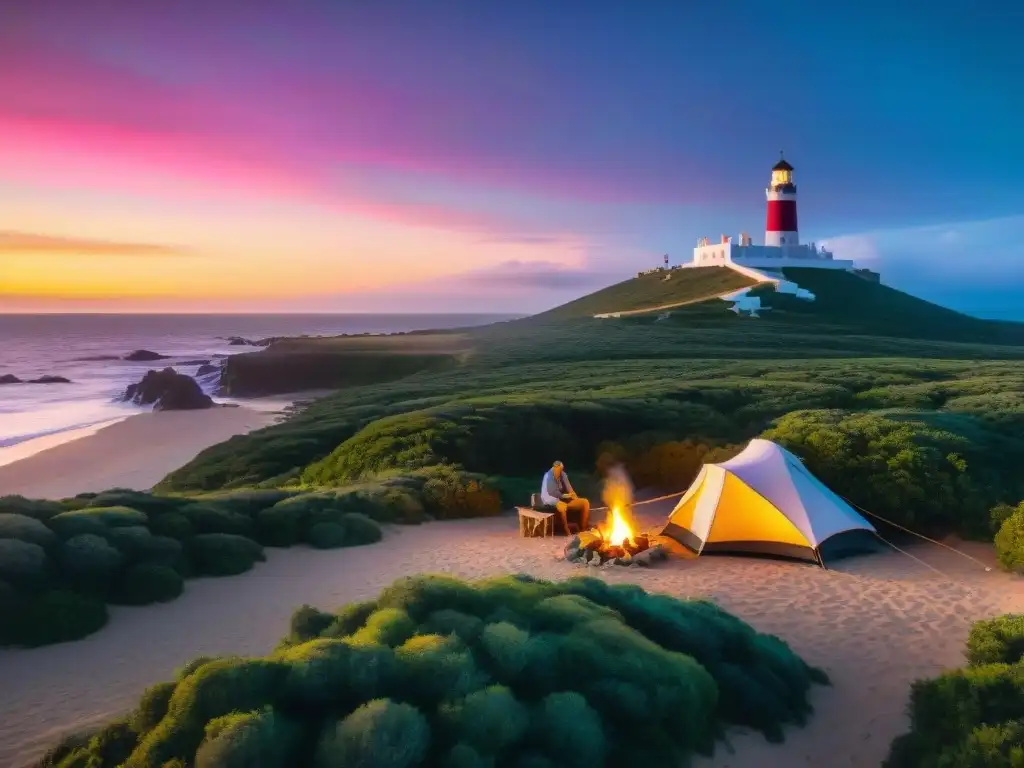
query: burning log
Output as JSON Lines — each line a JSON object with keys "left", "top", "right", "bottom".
{"left": 560, "top": 464, "right": 668, "bottom": 568}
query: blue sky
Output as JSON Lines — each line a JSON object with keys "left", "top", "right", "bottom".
{"left": 2, "top": 0, "right": 1022, "bottom": 314}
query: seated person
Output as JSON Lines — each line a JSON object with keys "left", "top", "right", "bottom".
{"left": 540, "top": 460, "right": 590, "bottom": 535}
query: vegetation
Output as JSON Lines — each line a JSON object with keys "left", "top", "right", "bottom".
{"left": 36, "top": 574, "right": 830, "bottom": 767}
{"left": 885, "top": 613, "right": 1024, "bottom": 767}
{"left": 6, "top": 269, "right": 1024, "bottom": 649}
{"left": 993, "top": 501, "right": 1024, "bottom": 573}
{"left": 535, "top": 266, "right": 754, "bottom": 319}
{"left": 0, "top": 483, "right": 424, "bottom": 647}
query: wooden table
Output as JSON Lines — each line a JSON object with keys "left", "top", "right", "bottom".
{"left": 517, "top": 506, "right": 556, "bottom": 537}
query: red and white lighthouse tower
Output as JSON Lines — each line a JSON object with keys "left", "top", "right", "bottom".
{"left": 765, "top": 153, "right": 798, "bottom": 247}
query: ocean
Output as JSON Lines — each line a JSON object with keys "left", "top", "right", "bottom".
{"left": 0, "top": 313, "right": 514, "bottom": 466}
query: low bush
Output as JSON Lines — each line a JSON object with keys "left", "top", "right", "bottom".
{"left": 885, "top": 613, "right": 1024, "bottom": 767}
{"left": 8, "top": 589, "right": 108, "bottom": 647}
{"left": 994, "top": 503, "right": 1024, "bottom": 574}
{"left": 341, "top": 512, "right": 383, "bottom": 546}
{"left": 180, "top": 503, "right": 254, "bottom": 537}
{"left": 110, "top": 563, "right": 185, "bottom": 605}
{"left": 306, "top": 521, "right": 347, "bottom": 549}
{"left": 188, "top": 533, "right": 265, "bottom": 576}
{"left": 0, "top": 538, "right": 49, "bottom": 588}
{"left": 0, "top": 512, "right": 56, "bottom": 548}
{"left": 966, "top": 614, "right": 1024, "bottom": 666}
{"left": 51, "top": 574, "right": 828, "bottom": 766}
{"left": 84, "top": 490, "right": 188, "bottom": 517}
{"left": 59, "top": 534, "right": 123, "bottom": 586}
{"left": 0, "top": 494, "right": 65, "bottom": 521}
{"left": 148, "top": 511, "right": 194, "bottom": 541}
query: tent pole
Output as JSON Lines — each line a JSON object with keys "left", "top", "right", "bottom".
{"left": 814, "top": 548, "right": 828, "bottom": 570}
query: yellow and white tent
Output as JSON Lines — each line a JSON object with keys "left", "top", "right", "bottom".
{"left": 661, "top": 439, "right": 877, "bottom": 565}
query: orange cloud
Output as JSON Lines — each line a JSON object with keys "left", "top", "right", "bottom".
{"left": 0, "top": 230, "right": 189, "bottom": 256}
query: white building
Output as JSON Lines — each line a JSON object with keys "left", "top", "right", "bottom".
{"left": 689, "top": 155, "right": 855, "bottom": 272}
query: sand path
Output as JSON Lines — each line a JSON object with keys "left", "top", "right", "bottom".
{"left": 1, "top": 503, "right": 1020, "bottom": 767}
{"left": 0, "top": 407, "right": 278, "bottom": 499}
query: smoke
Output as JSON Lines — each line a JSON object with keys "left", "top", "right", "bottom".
{"left": 601, "top": 463, "right": 636, "bottom": 528}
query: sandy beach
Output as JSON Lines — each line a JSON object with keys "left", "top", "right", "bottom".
{"left": 0, "top": 407, "right": 279, "bottom": 499}
{"left": 0, "top": 502, "right": 1019, "bottom": 768}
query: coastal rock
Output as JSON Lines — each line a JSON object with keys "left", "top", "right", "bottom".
{"left": 0, "top": 374, "right": 72, "bottom": 384}
{"left": 121, "top": 368, "right": 214, "bottom": 411}
{"left": 176, "top": 359, "right": 211, "bottom": 366}
{"left": 195, "top": 363, "right": 220, "bottom": 377}
{"left": 124, "top": 350, "right": 170, "bottom": 362}
{"left": 223, "top": 336, "right": 257, "bottom": 346}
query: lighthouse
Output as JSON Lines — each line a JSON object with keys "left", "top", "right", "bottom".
{"left": 765, "top": 153, "right": 798, "bottom": 247}
{"left": 688, "top": 153, "right": 859, "bottom": 273}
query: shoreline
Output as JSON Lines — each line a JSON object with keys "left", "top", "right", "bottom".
{"left": 0, "top": 406, "right": 281, "bottom": 499}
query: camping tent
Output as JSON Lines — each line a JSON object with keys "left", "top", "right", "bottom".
{"left": 661, "top": 439, "right": 878, "bottom": 565}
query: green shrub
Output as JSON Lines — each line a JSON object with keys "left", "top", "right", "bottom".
{"left": 59, "top": 534, "right": 122, "bottom": 583}
{"left": 966, "top": 615, "right": 1024, "bottom": 666}
{"left": 10, "top": 589, "right": 108, "bottom": 647}
{"left": 191, "top": 489, "right": 296, "bottom": 517}
{"left": 421, "top": 467, "right": 502, "bottom": 520}
{"left": 180, "top": 503, "right": 254, "bottom": 537}
{"left": 49, "top": 506, "right": 148, "bottom": 539}
{"left": 188, "top": 534, "right": 265, "bottom": 576}
{"left": 195, "top": 707, "right": 297, "bottom": 768}
{"left": 106, "top": 525, "right": 155, "bottom": 557}
{"left": 0, "top": 578, "right": 26, "bottom": 643}
{"left": 254, "top": 504, "right": 302, "bottom": 547}
{"left": 314, "top": 699, "right": 430, "bottom": 768}
{"left": 306, "top": 521, "right": 347, "bottom": 549}
{"left": 343, "top": 513, "right": 383, "bottom": 546}
{"left": 300, "top": 511, "right": 382, "bottom": 549}
{"left": 127, "top": 658, "right": 287, "bottom": 766}
{"left": 85, "top": 491, "right": 187, "bottom": 517}
{"left": 34, "top": 729, "right": 94, "bottom": 768}
{"left": 47, "top": 509, "right": 109, "bottom": 539}
{"left": 0, "top": 538, "right": 49, "bottom": 588}
{"left": 994, "top": 505, "right": 1024, "bottom": 573}
{"left": 0, "top": 494, "right": 65, "bottom": 521}
{"left": 43, "top": 573, "right": 827, "bottom": 766}
{"left": 110, "top": 564, "right": 184, "bottom": 605}
{"left": 86, "top": 720, "right": 139, "bottom": 766}
{"left": 763, "top": 410, "right": 993, "bottom": 538}
{"left": 0, "top": 512, "right": 56, "bottom": 548}
{"left": 149, "top": 512, "right": 194, "bottom": 541}
{"left": 130, "top": 681, "right": 178, "bottom": 733}
{"left": 885, "top": 614, "right": 1024, "bottom": 767}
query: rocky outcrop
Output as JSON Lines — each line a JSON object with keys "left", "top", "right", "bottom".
{"left": 195, "top": 363, "right": 220, "bottom": 377}
{"left": 0, "top": 374, "right": 72, "bottom": 384}
{"left": 121, "top": 368, "right": 214, "bottom": 410}
{"left": 220, "top": 336, "right": 278, "bottom": 347}
{"left": 124, "top": 350, "right": 170, "bottom": 362}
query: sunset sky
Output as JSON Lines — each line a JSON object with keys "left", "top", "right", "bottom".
{"left": 1, "top": 1, "right": 1022, "bottom": 315}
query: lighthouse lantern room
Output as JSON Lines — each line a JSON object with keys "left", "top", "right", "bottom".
{"left": 688, "top": 154, "right": 855, "bottom": 272}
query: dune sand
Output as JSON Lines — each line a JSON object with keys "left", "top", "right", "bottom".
{"left": 0, "top": 502, "right": 1020, "bottom": 767}
{"left": 0, "top": 407, "right": 279, "bottom": 500}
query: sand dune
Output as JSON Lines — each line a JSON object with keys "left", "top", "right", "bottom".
{"left": 0, "top": 502, "right": 1019, "bottom": 767}
{"left": 0, "top": 407, "right": 278, "bottom": 499}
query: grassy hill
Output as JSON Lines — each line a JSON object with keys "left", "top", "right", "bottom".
{"left": 535, "top": 266, "right": 754, "bottom": 319}
{"left": 746, "top": 268, "right": 1024, "bottom": 344}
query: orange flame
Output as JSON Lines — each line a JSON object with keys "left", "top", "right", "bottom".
{"left": 604, "top": 506, "right": 635, "bottom": 547}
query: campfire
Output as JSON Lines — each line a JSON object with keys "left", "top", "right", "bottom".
{"left": 563, "top": 465, "right": 667, "bottom": 567}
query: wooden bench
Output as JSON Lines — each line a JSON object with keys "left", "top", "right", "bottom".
{"left": 517, "top": 506, "right": 556, "bottom": 538}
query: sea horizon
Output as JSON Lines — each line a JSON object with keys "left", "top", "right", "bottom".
{"left": 0, "top": 312, "right": 518, "bottom": 468}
